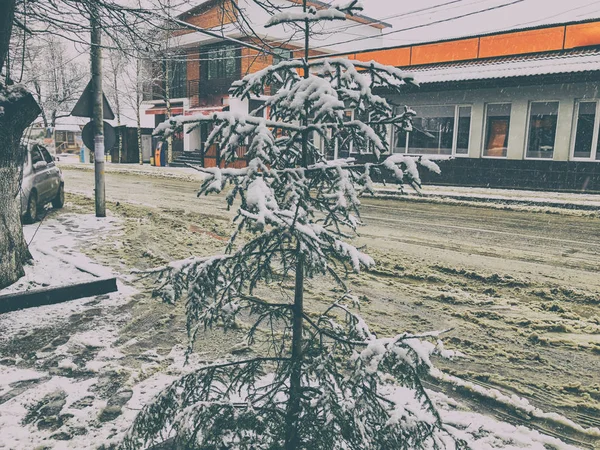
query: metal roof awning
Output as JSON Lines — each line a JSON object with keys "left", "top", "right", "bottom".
{"left": 402, "top": 48, "right": 600, "bottom": 85}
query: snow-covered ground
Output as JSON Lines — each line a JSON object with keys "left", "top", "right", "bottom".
{"left": 0, "top": 208, "right": 596, "bottom": 449}
{"left": 57, "top": 158, "right": 600, "bottom": 213}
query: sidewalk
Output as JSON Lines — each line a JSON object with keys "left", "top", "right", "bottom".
{"left": 58, "top": 156, "right": 600, "bottom": 211}
{"left": 374, "top": 184, "right": 600, "bottom": 211}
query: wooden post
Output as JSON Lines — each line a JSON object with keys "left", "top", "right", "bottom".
{"left": 90, "top": 4, "right": 106, "bottom": 217}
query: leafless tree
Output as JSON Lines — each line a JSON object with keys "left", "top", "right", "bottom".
{"left": 19, "top": 36, "right": 87, "bottom": 132}
{"left": 0, "top": 0, "right": 188, "bottom": 289}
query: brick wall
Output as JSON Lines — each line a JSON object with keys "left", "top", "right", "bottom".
{"left": 241, "top": 48, "right": 272, "bottom": 76}
{"left": 175, "top": 0, "right": 237, "bottom": 36}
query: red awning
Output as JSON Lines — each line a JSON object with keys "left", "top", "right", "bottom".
{"left": 145, "top": 106, "right": 184, "bottom": 115}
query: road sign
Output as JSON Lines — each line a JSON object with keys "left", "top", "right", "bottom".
{"left": 71, "top": 80, "right": 115, "bottom": 120}
{"left": 82, "top": 121, "right": 117, "bottom": 152}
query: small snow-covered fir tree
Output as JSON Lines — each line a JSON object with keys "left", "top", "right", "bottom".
{"left": 123, "top": 2, "right": 466, "bottom": 449}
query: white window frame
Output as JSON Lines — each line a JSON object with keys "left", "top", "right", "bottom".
{"left": 570, "top": 99, "right": 600, "bottom": 161}
{"left": 454, "top": 105, "right": 472, "bottom": 157}
{"left": 481, "top": 102, "right": 512, "bottom": 159}
{"left": 524, "top": 100, "right": 560, "bottom": 161}
{"left": 393, "top": 104, "right": 472, "bottom": 157}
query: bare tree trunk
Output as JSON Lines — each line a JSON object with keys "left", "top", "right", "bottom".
{"left": 0, "top": 85, "right": 41, "bottom": 289}
{"left": 136, "top": 57, "right": 143, "bottom": 165}
{"left": 113, "top": 70, "right": 122, "bottom": 163}
{"left": 0, "top": 0, "right": 13, "bottom": 80}
{"left": 0, "top": 0, "right": 41, "bottom": 289}
{"left": 164, "top": 58, "right": 173, "bottom": 165}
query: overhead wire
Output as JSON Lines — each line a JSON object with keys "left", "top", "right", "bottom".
{"left": 308, "top": 0, "right": 526, "bottom": 52}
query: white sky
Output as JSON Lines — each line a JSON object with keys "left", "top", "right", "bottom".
{"left": 347, "top": 0, "right": 600, "bottom": 49}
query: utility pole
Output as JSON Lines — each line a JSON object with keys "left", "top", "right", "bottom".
{"left": 90, "top": 3, "right": 105, "bottom": 217}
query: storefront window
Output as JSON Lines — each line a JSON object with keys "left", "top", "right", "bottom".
{"left": 408, "top": 105, "right": 455, "bottom": 155}
{"left": 483, "top": 103, "right": 511, "bottom": 157}
{"left": 526, "top": 101, "right": 559, "bottom": 159}
{"left": 393, "top": 105, "right": 470, "bottom": 156}
{"left": 393, "top": 128, "right": 408, "bottom": 154}
{"left": 456, "top": 106, "right": 471, "bottom": 155}
{"left": 572, "top": 101, "right": 600, "bottom": 160}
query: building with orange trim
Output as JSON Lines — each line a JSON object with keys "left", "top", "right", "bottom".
{"left": 143, "top": 0, "right": 388, "bottom": 165}
{"left": 334, "top": 19, "right": 600, "bottom": 192}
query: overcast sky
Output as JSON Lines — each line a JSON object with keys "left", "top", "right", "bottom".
{"left": 347, "top": 0, "right": 600, "bottom": 48}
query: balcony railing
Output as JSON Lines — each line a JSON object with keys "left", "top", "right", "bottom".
{"left": 142, "top": 82, "right": 188, "bottom": 102}
{"left": 188, "top": 78, "right": 238, "bottom": 108}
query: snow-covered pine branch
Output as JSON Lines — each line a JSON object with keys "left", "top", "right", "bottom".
{"left": 126, "top": 1, "right": 462, "bottom": 449}
{"left": 265, "top": 1, "right": 364, "bottom": 28}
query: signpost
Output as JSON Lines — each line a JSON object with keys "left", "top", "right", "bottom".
{"left": 70, "top": 4, "right": 115, "bottom": 218}
{"left": 81, "top": 121, "right": 116, "bottom": 155}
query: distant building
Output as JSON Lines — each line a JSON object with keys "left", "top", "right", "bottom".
{"left": 340, "top": 19, "right": 600, "bottom": 192}
{"left": 29, "top": 117, "right": 87, "bottom": 154}
{"left": 146, "top": 1, "right": 600, "bottom": 191}
{"left": 142, "top": 0, "right": 388, "bottom": 165}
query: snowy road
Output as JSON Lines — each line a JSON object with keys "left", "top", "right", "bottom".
{"left": 63, "top": 168, "right": 600, "bottom": 285}
{"left": 60, "top": 168, "right": 600, "bottom": 448}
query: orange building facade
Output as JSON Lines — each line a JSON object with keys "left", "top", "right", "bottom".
{"left": 330, "top": 19, "right": 600, "bottom": 192}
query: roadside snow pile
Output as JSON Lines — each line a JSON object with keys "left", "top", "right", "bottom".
{"left": 429, "top": 391, "right": 581, "bottom": 450}
{"left": 1, "top": 213, "right": 120, "bottom": 295}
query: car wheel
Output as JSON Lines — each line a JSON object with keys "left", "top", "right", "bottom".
{"left": 24, "top": 191, "right": 38, "bottom": 224}
{"left": 52, "top": 183, "right": 65, "bottom": 209}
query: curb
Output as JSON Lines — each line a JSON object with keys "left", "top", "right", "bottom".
{"left": 372, "top": 190, "right": 600, "bottom": 212}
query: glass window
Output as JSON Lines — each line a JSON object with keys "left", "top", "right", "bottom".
{"left": 573, "top": 101, "right": 598, "bottom": 159}
{"left": 337, "top": 110, "right": 354, "bottom": 158}
{"left": 409, "top": 105, "right": 455, "bottom": 155}
{"left": 392, "top": 105, "right": 471, "bottom": 156}
{"left": 30, "top": 148, "right": 44, "bottom": 168}
{"left": 205, "top": 45, "right": 238, "bottom": 81}
{"left": 273, "top": 48, "right": 292, "bottom": 65}
{"left": 39, "top": 146, "right": 54, "bottom": 163}
{"left": 526, "top": 101, "right": 559, "bottom": 159}
{"left": 456, "top": 106, "right": 471, "bottom": 155}
{"left": 484, "top": 103, "right": 511, "bottom": 157}
{"left": 393, "top": 128, "right": 408, "bottom": 154}
{"left": 167, "top": 59, "right": 187, "bottom": 98}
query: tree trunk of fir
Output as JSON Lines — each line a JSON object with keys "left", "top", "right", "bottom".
{"left": 285, "top": 250, "right": 304, "bottom": 450}
{"left": 0, "top": 84, "right": 42, "bottom": 289}
{"left": 285, "top": 4, "right": 310, "bottom": 448}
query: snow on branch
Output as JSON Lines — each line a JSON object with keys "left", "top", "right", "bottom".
{"left": 265, "top": 7, "right": 346, "bottom": 28}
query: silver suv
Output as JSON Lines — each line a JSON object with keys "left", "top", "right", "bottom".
{"left": 20, "top": 144, "right": 64, "bottom": 223}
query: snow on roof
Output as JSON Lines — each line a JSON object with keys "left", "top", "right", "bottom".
{"left": 53, "top": 116, "right": 89, "bottom": 131}
{"left": 404, "top": 48, "right": 600, "bottom": 84}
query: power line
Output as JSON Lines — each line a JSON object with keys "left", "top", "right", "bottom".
{"left": 322, "top": 0, "right": 492, "bottom": 35}
{"left": 309, "top": 0, "right": 526, "bottom": 53}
